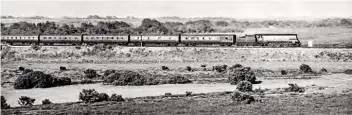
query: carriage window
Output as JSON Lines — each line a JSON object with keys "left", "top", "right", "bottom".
{"left": 186, "top": 37, "right": 188, "bottom": 40}
{"left": 169, "top": 37, "right": 171, "bottom": 39}
{"left": 49, "top": 37, "right": 52, "bottom": 39}
{"left": 225, "top": 37, "right": 228, "bottom": 40}
{"left": 209, "top": 37, "right": 211, "bottom": 40}
{"left": 19, "top": 37, "right": 21, "bottom": 39}
{"left": 15, "top": 37, "right": 17, "bottom": 39}
{"left": 158, "top": 37, "right": 161, "bottom": 39}
{"left": 75, "top": 37, "right": 78, "bottom": 39}
{"left": 203, "top": 37, "right": 205, "bottom": 40}
{"left": 148, "top": 37, "right": 150, "bottom": 40}
{"left": 43, "top": 37, "right": 47, "bottom": 39}
{"left": 197, "top": 37, "right": 199, "bottom": 40}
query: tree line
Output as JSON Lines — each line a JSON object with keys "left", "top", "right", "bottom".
{"left": 1, "top": 18, "right": 352, "bottom": 35}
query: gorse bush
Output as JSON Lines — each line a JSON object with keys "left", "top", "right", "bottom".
{"left": 18, "top": 66, "right": 25, "bottom": 71}
{"left": 84, "top": 69, "right": 98, "bottom": 79}
{"left": 186, "top": 66, "right": 192, "bottom": 71}
{"left": 300, "top": 64, "right": 313, "bottom": 73}
{"left": 285, "top": 84, "right": 305, "bottom": 93}
{"left": 200, "top": 64, "right": 207, "bottom": 68}
{"left": 22, "top": 69, "right": 33, "bottom": 74}
{"left": 18, "top": 96, "right": 35, "bottom": 106}
{"left": 344, "top": 69, "right": 352, "bottom": 74}
{"left": 14, "top": 71, "right": 71, "bottom": 89}
{"left": 80, "top": 79, "right": 94, "bottom": 84}
{"left": 167, "top": 76, "right": 192, "bottom": 84}
{"left": 164, "top": 93, "right": 172, "bottom": 96}
{"left": 109, "top": 94, "right": 125, "bottom": 102}
{"left": 281, "top": 70, "right": 287, "bottom": 75}
{"left": 228, "top": 67, "right": 256, "bottom": 85}
{"left": 213, "top": 65, "right": 228, "bottom": 72}
{"left": 42, "top": 99, "right": 52, "bottom": 105}
{"left": 59, "top": 66, "right": 67, "bottom": 71}
{"left": 231, "top": 91, "right": 255, "bottom": 104}
{"left": 1, "top": 96, "right": 10, "bottom": 109}
{"left": 103, "top": 69, "right": 116, "bottom": 77}
{"left": 319, "top": 68, "right": 328, "bottom": 73}
{"left": 186, "top": 91, "right": 193, "bottom": 96}
{"left": 161, "top": 66, "right": 169, "bottom": 70}
{"left": 236, "top": 81, "right": 253, "bottom": 92}
{"left": 79, "top": 89, "right": 109, "bottom": 103}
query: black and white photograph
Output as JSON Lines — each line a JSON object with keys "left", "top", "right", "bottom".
{"left": 1, "top": 0, "right": 352, "bottom": 114}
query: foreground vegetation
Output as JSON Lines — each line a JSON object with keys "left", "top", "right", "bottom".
{"left": 2, "top": 91, "right": 351, "bottom": 115}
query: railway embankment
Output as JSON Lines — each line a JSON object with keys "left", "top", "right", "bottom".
{"left": 1, "top": 45, "right": 352, "bottom": 64}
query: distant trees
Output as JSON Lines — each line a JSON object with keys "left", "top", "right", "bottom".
{"left": 1, "top": 18, "right": 352, "bottom": 35}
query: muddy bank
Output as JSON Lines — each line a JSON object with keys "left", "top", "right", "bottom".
{"left": 2, "top": 46, "right": 352, "bottom": 63}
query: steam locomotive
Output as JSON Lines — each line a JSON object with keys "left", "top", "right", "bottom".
{"left": 0, "top": 33, "right": 301, "bottom": 47}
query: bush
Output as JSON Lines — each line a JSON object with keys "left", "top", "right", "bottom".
{"left": 31, "top": 45, "right": 41, "bottom": 51}
{"left": 228, "top": 67, "right": 256, "bottom": 85}
{"left": 18, "top": 96, "right": 35, "bottom": 106}
{"left": 213, "top": 65, "right": 228, "bottom": 72}
{"left": 231, "top": 91, "right": 255, "bottom": 104}
{"left": 186, "top": 66, "right": 192, "bottom": 71}
{"left": 52, "top": 77, "right": 71, "bottom": 86}
{"left": 319, "top": 68, "right": 328, "bottom": 73}
{"left": 185, "top": 91, "right": 192, "bottom": 96}
{"left": 14, "top": 71, "right": 71, "bottom": 89}
{"left": 22, "top": 69, "right": 33, "bottom": 74}
{"left": 84, "top": 69, "right": 98, "bottom": 79}
{"left": 78, "top": 89, "right": 98, "bottom": 103}
{"left": 285, "top": 84, "right": 305, "bottom": 93}
{"left": 109, "top": 94, "right": 125, "bottom": 102}
{"left": 200, "top": 64, "right": 207, "bottom": 68}
{"left": 164, "top": 92, "right": 172, "bottom": 96}
{"left": 236, "top": 81, "right": 253, "bottom": 92}
{"left": 103, "top": 69, "right": 116, "bottom": 77}
{"left": 300, "top": 64, "right": 313, "bottom": 73}
{"left": 18, "top": 66, "right": 25, "bottom": 71}
{"left": 161, "top": 66, "right": 169, "bottom": 70}
{"left": 14, "top": 71, "right": 54, "bottom": 89}
{"left": 281, "top": 70, "right": 287, "bottom": 75}
{"left": 80, "top": 79, "right": 94, "bottom": 84}
{"left": 344, "top": 69, "right": 352, "bottom": 74}
{"left": 42, "top": 99, "right": 52, "bottom": 105}
{"left": 96, "top": 93, "right": 109, "bottom": 102}
{"left": 1, "top": 96, "right": 10, "bottom": 109}
{"left": 75, "top": 45, "right": 81, "bottom": 50}
{"left": 59, "top": 66, "right": 67, "bottom": 71}
{"left": 233, "top": 64, "right": 243, "bottom": 69}
{"left": 167, "top": 76, "right": 192, "bottom": 84}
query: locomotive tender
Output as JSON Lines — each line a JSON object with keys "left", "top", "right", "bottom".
{"left": 0, "top": 33, "right": 301, "bottom": 47}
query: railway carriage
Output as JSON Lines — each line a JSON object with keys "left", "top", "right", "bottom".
{"left": 40, "top": 35, "right": 82, "bottom": 45}
{"left": 1, "top": 35, "right": 39, "bottom": 45}
{"left": 83, "top": 35, "right": 129, "bottom": 45}
{"left": 236, "top": 35, "right": 258, "bottom": 46}
{"left": 141, "top": 35, "right": 180, "bottom": 46}
{"left": 180, "top": 34, "right": 235, "bottom": 46}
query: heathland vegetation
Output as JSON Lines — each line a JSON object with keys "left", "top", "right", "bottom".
{"left": 1, "top": 16, "right": 352, "bottom": 35}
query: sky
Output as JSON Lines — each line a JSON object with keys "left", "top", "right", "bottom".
{"left": 1, "top": 0, "right": 352, "bottom": 19}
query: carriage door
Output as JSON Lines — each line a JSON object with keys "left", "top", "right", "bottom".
{"left": 233, "top": 35, "right": 236, "bottom": 44}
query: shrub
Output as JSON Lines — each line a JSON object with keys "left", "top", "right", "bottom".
{"left": 14, "top": 71, "right": 54, "bottom": 89}
{"left": 31, "top": 45, "right": 41, "bottom": 51}
{"left": 200, "top": 64, "right": 207, "bottom": 68}
{"left": 300, "top": 64, "right": 313, "bottom": 73}
{"left": 185, "top": 91, "right": 192, "bottom": 96}
{"left": 161, "top": 66, "right": 169, "bottom": 70}
{"left": 96, "top": 93, "right": 109, "bottom": 102}
{"left": 111, "top": 71, "right": 146, "bottom": 86}
{"left": 344, "top": 69, "right": 352, "bottom": 74}
{"left": 18, "top": 96, "right": 35, "bottom": 106}
{"left": 281, "top": 70, "right": 287, "bottom": 75}
{"left": 79, "top": 89, "right": 100, "bottom": 103}
{"left": 319, "top": 68, "right": 328, "bottom": 73}
{"left": 167, "top": 76, "right": 192, "bottom": 84}
{"left": 75, "top": 45, "right": 81, "bottom": 50}
{"left": 231, "top": 91, "right": 255, "bottom": 104}
{"left": 1, "top": 96, "right": 10, "bottom": 109}
{"left": 103, "top": 69, "right": 116, "bottom": 77}
{"left": 59, "top": 66, "right": 67, "bottom": 71}
{"left": 213, "top": 65, "right": 228, "bottom": 72}
{"left": 285, "top": 84, "right": 305, "bottom": 93}
{"left": 80, "top": 79, "right": 94, "bottom": 84}
{"left": 109, "top": 94, "right": 125, "bottom": 102}
{"left": 236, "top": 81, "right": 253, "bottom": 92}
{"left": 22, "top": 69, "right": 33, "bottom": 74}
{"left": 186, "top": 66, "right": 192, "bottom": 71}
{"left": 84, "top": 69, "right": 98, "bottom": 79}
{"left": 52, "top": 77, "right": 71, "bottom": 86}
{"left": 164, "top": 93, "right": 172, "bottom": 96}
{"left": 18, "top": 67, "right": 25, "bottom": 71}
{"left": 42, "top": 99, "right": 52, "bottom": 105}
{"left": 228, "top": 67, "right": 256, "bottom": 85}
{"left": 233, "top": 64, "right": 243, "bottom": 69}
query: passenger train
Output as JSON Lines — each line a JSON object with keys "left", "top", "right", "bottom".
{"left": 0, "top": 33, "right": 301, "bottom": 47}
